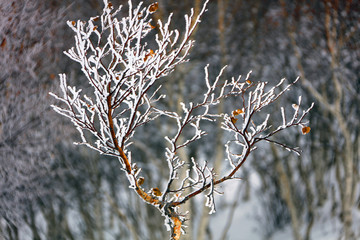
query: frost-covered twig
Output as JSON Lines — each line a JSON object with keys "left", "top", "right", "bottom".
{"left": 170, "top": 76, "right": 313, "bottom": 213}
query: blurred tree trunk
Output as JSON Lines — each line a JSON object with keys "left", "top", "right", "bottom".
{"left": 94, "top": 158, "right": 105, "bottom": 240}
{"left": 285, "top": 1, "right": 357, "bottom": 237}
{"left": 296, "top": 156, "right": 315, "bottom": 240}
{"left": 271, "top": 145, "right": 303, "bottom": 240}
{"left": 197, "top": 0, "right": 228, "bottom": 239}
{"left": 5, "top": 221, "right": 19, "bottom": 240}
{"left": 106, "top": 193, "right": 140, "bottom": 240}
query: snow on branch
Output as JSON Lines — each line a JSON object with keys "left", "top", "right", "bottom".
{"left": 167, "top": 73, "right": 313, "bottom": 216}
{"left": 51, "top": 0, "right": 208, "bottom": 165}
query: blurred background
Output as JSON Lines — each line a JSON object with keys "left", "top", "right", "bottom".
{"left": 0, "top": 0, "right": 359, "bottom": 239}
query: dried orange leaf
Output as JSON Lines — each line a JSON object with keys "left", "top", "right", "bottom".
{"left": 246, "top": 80, "right": 252, "bottom": 84}
{"left": 137, "top": 177, "right": 145, "bottom": 186}
{"left": 152, "top": 187, "right": 162, "bottom": 196}
{"left": 230, "top": 117, "right": 238, "bottom": 124}
{"left": 149, "top": 2, "right": 158, "bottom": 13}
{"left": 232, "top": 109, "right": 244, "bottom": 116}
{"left": 149, "top": 23, "right": 156, "bottom": 29}
{"left": 93, "top": 26, "right": 98, "bottom": 31}
{"left": 108, "top": 2, "right": 113, "bottom": 8}
{"left": 144, "top": 49, "right": 155, "bottom": 61}
{"left": 301, "top": 126, "right": 311, "bottom": 135}
{"left": 86, "top": 104, "right": 95, "bottom": 111}
{"left": 292, "top": 104, "right": 299, "bottom": 110}
{"left": 71, "top": 21, "right": 76, "bottom": 26}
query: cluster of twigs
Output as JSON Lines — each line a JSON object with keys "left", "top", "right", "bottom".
{"left": 51, "top": 1, "right": 313, "bottom": 239}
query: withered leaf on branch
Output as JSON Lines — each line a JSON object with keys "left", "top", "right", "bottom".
{"left": 301, "top": 126, "right": 311, "bottom": 135}
{"left": 292, "top": 104, "right": 299, "bottom": 110}
{"left": 149, "top": 2, "right": 158, "bottom": 13}
{"left": 152, "top": 187, "right": 162, "bottom": 196}
{"left": 232, "top": 109, "right": 244, "bottom": 116}
{"left": 144, "top": 49, "right": 155, "bottom": 61}
{"left": 230, "top": 117, "right": 238, "bottom": 124}
{"left": 137, "top": 177, "right": 145, "bottom": 186}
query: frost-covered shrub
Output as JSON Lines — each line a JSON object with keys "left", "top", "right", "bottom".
{"left": 51, "top": 1, "right": 313, "bottom": 239}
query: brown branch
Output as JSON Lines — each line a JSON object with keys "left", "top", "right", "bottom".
{"left": 171, "top": 216, "right": 182, "bottom": 240}
{"left": 106, "top": 83, "right": 162, "bottom": 208}
{"left": 106, "top": 83, "right": 132, "bottom": 173}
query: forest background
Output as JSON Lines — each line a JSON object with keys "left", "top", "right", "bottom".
{"left": 0, "top": 0, "right": 359, "bottom": 239}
